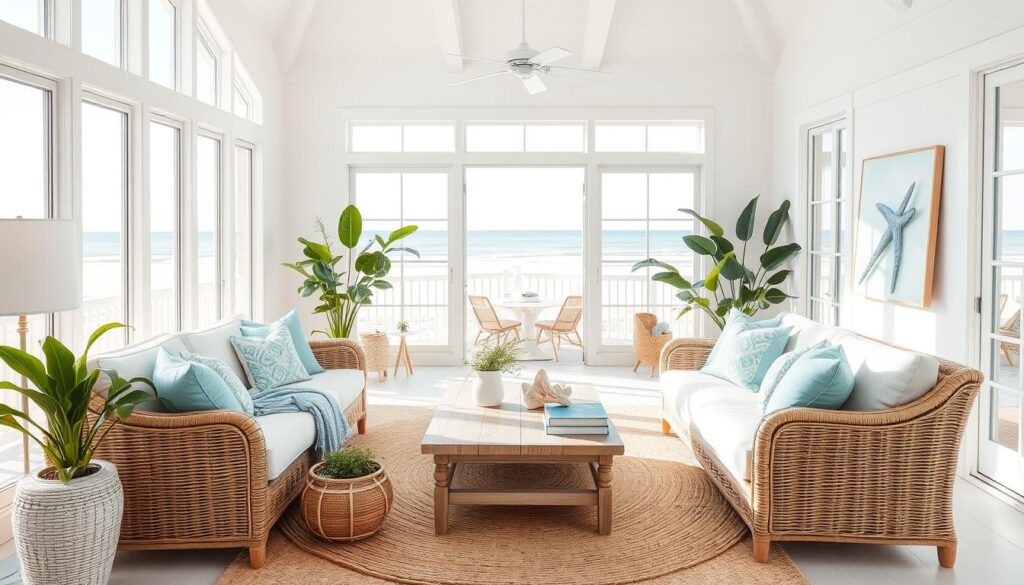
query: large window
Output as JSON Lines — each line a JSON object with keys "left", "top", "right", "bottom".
{"left": 0, "top": 0, "right": 46, "bottom": 35}
{"left": 349, "top": 123, "right": 456, "bottom": 153}
{"left": 806, "top": 121, "right": 849, "bottom": 326}
{"left": 81, "top": 0, "right": 124, "bottom": 67}
{"left": 354, "top": 170, "right": 450, "bottom": 345}
{"left": 0, "top": 68, "right": 54, "bottom": 486}
{"left": 195, "top": 27, "right": 218, "bottom": 106}
{"left": 594, "top": 122, "right": 704, "bottom": 153}
{"left": 465, "top": 123, "right": 585, "bottom": 153}
{"left": 600, "top": 169, "right": 699, "bottom": 345}
{"left": 148, "top": 0, "right": 176, "bottom": 89}
{"left": 196, "top": 134, "right": 221, "bottom": 326}
{"left": 233, "top": 143, "right": 253, "bottom": 316}
{"left": 81, "top": 98, "right": 130, "bottom": 352}
{"left": 149, "top": 120, "right": 180, "bottom": 335}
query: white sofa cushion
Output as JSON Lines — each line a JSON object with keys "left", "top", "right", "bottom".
{"left": 89, "top": 333, "right": 189, "bottom": 411}
{"left": 661, "top": 370, "right": 760, "bottom": 482}
{"left": 182, "top": 317, "right": 249, "bottom": 389}
{"left": 255, "top": 368, "right": 366, "bottom": 480}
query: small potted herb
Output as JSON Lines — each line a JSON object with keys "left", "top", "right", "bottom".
{"left": 396, "top": 319, "right": 410, "bottom": 334}
{"left": 464, "top": 337, "right": 525, "bottom": 406}
{"left": 301, "top": 447, "right": 393, "bottom": 541}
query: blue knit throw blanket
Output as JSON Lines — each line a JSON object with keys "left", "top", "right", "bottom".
{"left": 251, "top": 387, "right": 350, "bottom": 457}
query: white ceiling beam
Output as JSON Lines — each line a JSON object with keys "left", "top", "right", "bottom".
{"left": 581, "top": 0, "right": 616, "bottom": 71}
{"left": 731, "top": 0, "right": 778, "bottom": 70}
{"left": 275, "top": 0, "right": 320, "bottom": 72}
{"left": 434, "top": 0, "right": 464, "bottom": 73}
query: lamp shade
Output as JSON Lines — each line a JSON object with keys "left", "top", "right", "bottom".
{"left": 0, "top": 219, "right": 82, "bottom": 316}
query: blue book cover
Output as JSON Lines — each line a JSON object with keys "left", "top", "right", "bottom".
{"left": 544, "top": 402, "right": 608, "bottom": 424}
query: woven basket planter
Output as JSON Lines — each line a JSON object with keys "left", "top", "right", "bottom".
{"left": 359, "top": 332, "right": 390, "bottom": 381}
{"left": 301, "top": 461, "right": 393, "bottom": 541}
{"left": 13, "top": 460, "right": 123, "bottom": 585}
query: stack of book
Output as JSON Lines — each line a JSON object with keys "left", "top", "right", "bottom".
{"left": 543, "top": 402, "right": 609, "bottom": 435}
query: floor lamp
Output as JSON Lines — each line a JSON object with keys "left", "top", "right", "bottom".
{"left": 0, "top": 219, "right": 81, "bottom": 472}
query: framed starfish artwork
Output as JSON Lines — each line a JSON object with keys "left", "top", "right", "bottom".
{"left": 853, "top": 145, "right": 944, "bottom": 307}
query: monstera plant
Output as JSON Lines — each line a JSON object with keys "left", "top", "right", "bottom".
{"left": 632, "top": 195, "right": 801, "bottom": 330}
{"left": 284, "top": 204, "right": 419, "bottom": 338}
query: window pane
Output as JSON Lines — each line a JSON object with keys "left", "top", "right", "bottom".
{"left": 0, "top": 76, "right": 50, "bottom": 219}
{"left": 0, "top": 314, "right": 47, "bottom": 485}
{"left": 601, "top": 172, "right": 645, "bottom": 219}
{"left": 402, "top": 172, "right": 447, "bottom": 220}
{"left": 0, "top": 0, "right": 44, "bottom": 35}
{"left": 350, "top": 125, "right": 401, "bottom": 152}
{"left": 355, "top": 172, "right": 400, "bottom": 219}
{"left": 81, "top": 101, "right": 128, "bottom": 352}
{"left": 465, "top": 125, "right": 524, "bottom": 152}
{"left": 234, "top": 146, "right": 253, "bottom": 317}
{"left": 811, "top": 203, "right": 836, "bottom": 252}
{"left": 647, "top": 124, "right": 701, "bottom": 153}
{"left": 196, "top": 135, "right": 221, "bottom": 326}
{"left": 148, "top": 0, "right": 175, "bottom": 88}
{"left": 838, "top": 128, "right": 849, "bottom": 199}
{"left": 595, "top": 125, "right": 645, "bottom": 152}
{"left": 999, "top": 79, "right": 1024, "bottom": 171}
{"left": 648, "top": 172, "right": 695, "bottom": 219}
{"left": 402, "top": 125, "right": 455, "bottom": 152}
{"left": 150, "top": 122, "right": 179, "bottom": 334}
{"left": 649, "top": 221, "right": 691, "bottom": 258}
{"left": 811, "top": 131, "right": 834, "bottom": 201}
{"left": 525, "top": 124, "right": 585, "bottom": 152}
{"left": 82, "top": 0, "right": 122, "bottom": 67}
{"left": 232, "top": 83, "right": 250, "bottom": 119}
{"left": 196, "top": 35, "right": 217, "bottom": 106}
{"left": 601, "top": 263, "right": 647, "bottom": 345}
{"left": 602, "top": 221, "right": 645, "bottom": 262}
{"left": 997, "top": 174, "right": 1024, "bottom": 262}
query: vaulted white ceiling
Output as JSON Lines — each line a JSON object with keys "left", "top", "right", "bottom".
{"left": 243, "top": 0, "right": 820, "bottom": 75}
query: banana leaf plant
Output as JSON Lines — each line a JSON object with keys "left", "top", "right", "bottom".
{"left": 284, "top": 204, "right": 419, "bottom": 338}
{"left": 632, "top": 195, "right": 802, "bottom": 331}
{"left": 0, "top": 323, "right": 157, "bottom": 484}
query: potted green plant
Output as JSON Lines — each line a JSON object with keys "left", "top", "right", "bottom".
{"left": 465, "top": 337, "right": 525, "bottom": 406}
{"left": 396, "top": 319, "right": 410, "bottom": 334}
{"left": 301, "top": 447, "right": 393, "bottom": 541}
{"left": 0, "top": 323, "right": 157, "bottom": 585}
{"left": 284, "top": 204, "right": 419, "bottom": 338}
{"left": 633, "top": 195, "right": 802, "bottom": 330}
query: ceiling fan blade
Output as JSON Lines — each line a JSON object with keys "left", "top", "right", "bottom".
{"left": 445, "top": 53, "right": 508, "bottom": 67}
{"left": 544, "top": 65, "right": 613, "bottom": 79}
{"left": 521, "top": 74, "right": 547, "bottom": 95}
{"left": 448, "top": 70, "right": 509, "bottom": 87}
{"left": 528, "top": 46, "right": 573, "bottom": 66}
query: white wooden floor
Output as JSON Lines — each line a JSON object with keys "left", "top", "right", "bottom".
{"left": 4, "top": 359, "right": 1023, "bottom": 585}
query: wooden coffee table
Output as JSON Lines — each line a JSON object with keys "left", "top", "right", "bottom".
{"left": 420, "top": 380, "right": 625, "bottom": 535}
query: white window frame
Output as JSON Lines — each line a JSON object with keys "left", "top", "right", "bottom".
{"left": 192, "top": 127, "right": 224, "bottom": 326}
{"left": 145, "top": 113, "right": 185, "bottom": 336}
{"left": 79, "top": 0, "right": 126, "bottom": 68}
{"left": 193, "top": 18, "right": 220, "bottom": 107}
{"left": 232, "top": 139, "right": 255, "bottom": 316}
{"left": 145, "top": 0, "right": 179, "bottom": 90}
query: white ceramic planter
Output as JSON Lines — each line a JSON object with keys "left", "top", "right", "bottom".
{"left": 13, "top": 460, "right": 123, "bottom": 585}
{"left": 473, "top": 370, "right": 505, "bottom": 406}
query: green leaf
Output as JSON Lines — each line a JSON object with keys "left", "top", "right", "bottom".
{"left": 719, "top": 256, "right": 746, "bottom": 281}
{"left": 704, "top": 252, "right": 735, "bottom": 292}
{"left": 386, "top": 246, "right": 420, "bottom": 258}
{"left": 715, "top": 300, "right": 733, "bottom": 317}
{"left": 735, "top": 195, "right": 759, "bottom": 242}
{"left": 709, "top": 235, "right": 734, "bottom": 255}
{"left": 385, "top": 225, "right": 417, "bottom": 246}
{"left": 0, "top": 346, "right": 49, "bottom": 392}
{"left": 42, "top": 337, "right": 76, "bottom": 393}
{"left": 75, "top": 323, "right": 127, "bottom": 377}
{"left": 370, "top": 281, "right": 392, "bottom": 289}
{"left": 337, "top": 205, "right": 363, "bottom": 248}
{"left": 675, "top": 305, "right": 693, "bottom": 319}
{"left": 632, "top": 258, "right": 679, "bottom": 273}
{"left": 764, "top": 288, "right": 792, "bottom": 304}
{"left": 682, "top": 235, "right": 717, "bottom": 256}
{"left": 678, "top": 208, "right": 724, "bottom": 237}
{"left": 763, "top": 200, "right": 791, "bottom": 246}
{"left": 652, "top": 271, "right": 692, "bottom": 289}
{"left": 297, "top": 237, "right": 332, "bottom": 262}
{"left": 759, "top": 243, "right": 802, "bottom": 271}
{"left": 766, "top": 270, "right": 792, "bottom": 286}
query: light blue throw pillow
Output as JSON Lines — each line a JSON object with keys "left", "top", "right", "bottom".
{"left": 179, "top": 351, "right": 254, "bottom": 414}
{"left": 241, "top": 310, "right": 325, "bottom": 376}
{"left": 702, "top": 309, "right": 791, "bottom": 390}
{"left": 152, "top": 348, "right": 245, "bottom": 413}
{"left": 758, "top": 340, "right": 827, "bottom": 410}
{"left": 703, "top": 309, "right": 784, "bottom": 365}
{"left": 763, "top": 344, "right": 855, "bottom": 413}
{"left": 230, "top": 323, "right": 312, "bottom": 391}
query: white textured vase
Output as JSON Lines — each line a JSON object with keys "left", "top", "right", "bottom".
{"left": 13, "top": 460, "right": 123, "bottom": 585}
{"left": 473, "top": 371, "right": 505, "bottom": 406}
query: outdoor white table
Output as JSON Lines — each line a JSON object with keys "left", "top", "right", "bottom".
{"left": 492, "top": 299, "right": 561, "bottom": 361}
{"left": 387, "top": 330, "right": 415, "bottom": 377}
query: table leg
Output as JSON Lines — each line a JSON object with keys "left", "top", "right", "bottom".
{"left": 403, "top": 338, "right": 414, "bottom": 374}
{"left": 517, "top": 308, "right": 553, "bottom": 361}
{"left": 597, "top": 456, "right": 613, "bottom": 535}
{"left": 434, "top": 456, "right": 449, "bottom": 535}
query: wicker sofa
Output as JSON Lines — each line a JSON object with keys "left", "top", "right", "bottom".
{"left": 86, "top": 317, "right": 368, "bottom": 569}
{"left": 659, "top": 312, "right": 981, "bottom": 568}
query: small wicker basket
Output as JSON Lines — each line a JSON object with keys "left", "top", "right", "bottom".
{"left": 359, "top": 331, "right": 390, "bottom": 382}
{"left": 301, "top": 461, "right": 393, "bottom": 542}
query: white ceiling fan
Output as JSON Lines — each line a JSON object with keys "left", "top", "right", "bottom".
{"left": 446, "top": 0, "right": 612, "bottom": 95}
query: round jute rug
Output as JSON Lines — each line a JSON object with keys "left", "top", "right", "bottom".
{"left": 252, "top": 404, "right": 777, "bottom": 585}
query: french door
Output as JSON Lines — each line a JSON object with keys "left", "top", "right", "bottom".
{"left": 978, "top": 63, "right": 1024, "bottom": 496}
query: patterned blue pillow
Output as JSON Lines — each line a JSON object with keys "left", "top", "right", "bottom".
{"left": 702, "top": 312, "right": 791, "bottom": 391}
{"left": 230, "top": 324, "right": 312, "bottom": 391}
{"left": 179, "top": 351, "right": 254, "bottom": 414}
{"left": 758, "top": 340, "right": 827, "bottom": 410}
{"left": 704, "top": 309, "right": 783, "bottom": 365}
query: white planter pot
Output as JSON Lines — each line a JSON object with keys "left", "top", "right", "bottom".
{"left": 13, "top": 460, "right": 123, "bottom": 585}
{"left": 473, "top": 371, "right": 505, "bottom": 406}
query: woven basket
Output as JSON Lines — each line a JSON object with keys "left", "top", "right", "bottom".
{"left": 13, "top": 460, "right": 123, "bottom": 585}
{"left": 301, "top": 461, "right": 393, "bottom": 541}
{"left": 359, "top": 332, "right": 390, "bottom": 379}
